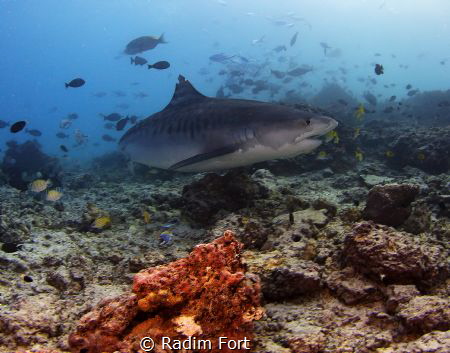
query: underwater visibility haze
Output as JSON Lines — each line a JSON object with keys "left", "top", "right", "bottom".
{"left": 0, "top": 1, "right": 449, "bottom": 352}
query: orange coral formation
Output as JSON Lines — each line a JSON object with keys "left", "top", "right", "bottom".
{"left": 68, "top": 230, "right": 262, "bottom": 353}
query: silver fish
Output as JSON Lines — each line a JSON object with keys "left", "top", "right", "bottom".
{"left": 119, "top": 75, "right": 337, "bottom": 172}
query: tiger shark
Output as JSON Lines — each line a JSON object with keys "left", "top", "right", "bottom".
{"left": 119, "top": 75, "right": 338, "bottom": 172}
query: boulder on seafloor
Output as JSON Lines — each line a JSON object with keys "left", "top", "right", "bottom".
{"left": 68, "top": 230, "right": 263, "bottom": 353}
{"left": 362, "top": 183, "right": 419, "bottom": 226}
{"left": 180, "top": 170, "right": 269, "bottom": 226}
{"left": 343, "top": 221, "right": 448, "bottom": 287}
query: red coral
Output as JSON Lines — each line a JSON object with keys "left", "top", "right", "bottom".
{"left": 68, "top": 230, "right": 262, "bottom": 353}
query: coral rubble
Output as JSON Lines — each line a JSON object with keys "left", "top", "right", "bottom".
{"left": 68, "top": 230, "right": 262, "bottom": 353}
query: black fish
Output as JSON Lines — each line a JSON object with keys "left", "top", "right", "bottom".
{"left": 290, "top": 32, "right": 299, "bottom": 47}
{"left": 287, "top": 66, "right": 312, "bottom": 76}
{"left": 26, "top": 129, "right": 42, "bottom": 136}
{"left": 0, "top": 120, "right": 10, "bottom": 128}
{"left": 406, "top": 84, "right": 412, "bottom": 89}
{"left": 374, "top": 64, "right": 384, "bottom": 75}
{"left": 60, "top": 145, "right": 69, "bottom": 153}
{"left": 102, "top": 134, "right": 116, "bottom": 142}
{"left": 10, "top": 121, "right": 26, "bottom": 133}
{"left": 124, "top": 34, "right": 166, "bottom": 55}
{"left": 116, "top": 117, "right": 130, "bottom": 131}
{"left": 148, "top": 61, "right": 170, "bottom": 70}
{"left": 65, "top": 78, "right": 85, "bottom": 88}
{"left": 101, "top": 113, "right": 122, "bottom": 122}
{"left": 407, "top": 89, "right": 418, "bottom": 96}
{"left": 131, "top": 56, "right": 148, "bottom": 66}
{"left": 389, "top": 95, "right": 396, "bottom": 102}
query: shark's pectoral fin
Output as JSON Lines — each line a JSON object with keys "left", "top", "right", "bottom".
{"left": 168, "top": 145, "right": 239, "bottom": 170}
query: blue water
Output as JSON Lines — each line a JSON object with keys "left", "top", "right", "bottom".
{"left": 1, "top": 0, "right": 449, "bottom": 164}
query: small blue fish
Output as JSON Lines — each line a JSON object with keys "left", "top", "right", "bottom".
{"left": 161, "top": 223, "right": 175, "bottom": 229}
{"left": 160, "top": 231, "right": 173, "bottom": 245}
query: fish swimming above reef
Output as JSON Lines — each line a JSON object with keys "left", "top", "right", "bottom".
{"left": 147, "top": 61, "right": 170, "bottom": 70}
{"left": 130, "top": 56, "right": 148, "bottom": 66}
{"left": 65, "top": 78, "right": 85, "bottom": 88}
{"left": 124, "top": 34, "right": 166, "bottom": 55}
{"left": 119, "top": 75, "right": 338, "bottom": 172}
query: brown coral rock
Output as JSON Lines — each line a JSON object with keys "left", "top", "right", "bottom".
{"left": 385, "top": 284, "right": 420, "bottom": 314}
{"left": 326, "top": 267, "right": 383, "bottom": 305}
{"left": 397, "top": 296, "right": 450, "bottom": 333}
{"left": 68, "top": 230, "right": 262, "bottom": 353}
{"left": 343, "top": 221, "right": 447, "bottom": 287}
{"left": 362, "top": 183, "right": 419, "bottom": 226}
{"left": 379, "top": 330, "right": 450, "bottom": 353}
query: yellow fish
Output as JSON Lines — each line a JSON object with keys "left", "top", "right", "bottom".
{"left": 355, "top": 148, "right": 364, "bottom": 162}
{"left": 354, "top": 104, "right": 365, "bottom": 121}
{"left": 317, "top": 151, "right": 328, "bottom": 160}
{"left": 325, "top": 130, "right": 340, "bottom": 144}
{"left": 143, "top": 210, "right": 151, "bottom": 224}
{"left": 385, "top": 150, "right": 395, "bottom": 158}
{"left": 30, "top": 179, "right": 50, "bottom": 192}
{"left": 353, "top": 128, "right": 361, "bottom": 139}
{"left": 46, "top": 189, "right": 63, "bottom": 201}
{"left": 91, "top": 216, "right": 111, "bottom": 230}
{"left": 241, "top": 216, "right": 250, "bottom": 225}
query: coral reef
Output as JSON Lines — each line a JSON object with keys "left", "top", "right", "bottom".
{"left": 363, "top": 183, "right": 420, "bottom": 226}
{"left": 343, "top": 221, "right": 448, "bottom": 287}
{"left": 0, "top": 121, "right": 449, "bottom": 352}
{"left": 68, "top": 230, "right": 262, "bottom": 353}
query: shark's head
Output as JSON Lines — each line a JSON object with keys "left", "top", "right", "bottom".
{"left": 249, "top": 104, "right": 338, "bottom": 158}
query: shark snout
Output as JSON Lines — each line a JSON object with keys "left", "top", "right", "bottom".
{"left": 313, "top": 115, "right": 338, "bottom": 136}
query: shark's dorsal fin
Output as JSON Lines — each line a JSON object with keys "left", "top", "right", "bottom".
{"left": 166, "top": 75, "right": 207, "bottom": 109}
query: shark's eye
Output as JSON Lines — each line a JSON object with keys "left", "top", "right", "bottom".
{"left": 306, "top": 119, "right": 311, "bottom": 125}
